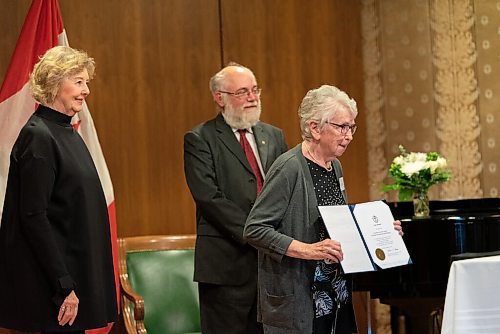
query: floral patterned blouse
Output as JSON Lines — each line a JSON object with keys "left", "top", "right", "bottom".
{"left": 306, "top": 158, "right": 349, "bottom": 318}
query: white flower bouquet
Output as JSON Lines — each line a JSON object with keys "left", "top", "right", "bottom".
{"left": 382, "top": 145, "right": 451, "bottom": 201}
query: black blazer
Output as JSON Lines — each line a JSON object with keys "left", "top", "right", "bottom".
{"left": 184, "top": 113, "right": 287, "bottom": 286}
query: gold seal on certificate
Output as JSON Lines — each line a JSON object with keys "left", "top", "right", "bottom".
{"left": 375, "top": 248, "right": 386, "bottom": 261}
{"left": 318, "top": 201, "right": 411, "bottom": 273}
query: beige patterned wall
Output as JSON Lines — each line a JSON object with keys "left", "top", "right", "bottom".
{"left": 362, "top": 0, "right": 388, "bottom": 200}
{"left": 475, "top": 1, "right": 500, "bottom": 198}
{"left": 363, "top": 0, "right": 500, "bottom": 201}
{"left": 362, "top": 0, "right": 499, "bottom": 331}
{"left": 432, "top": 0, "right": 482, "bottom": 199}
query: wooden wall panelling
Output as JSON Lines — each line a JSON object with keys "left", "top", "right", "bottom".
{"left": 0, "top": 0, "right": 221, "bottom": 237}
{"left": 0, "top": 1, "right": 31, "bottom": 83}
{"left": 1, "top": 0, "right": 368, "bottom": 238}
{"left": 220, "top": 0, "right": 369, "bottom": 203}
{"left": 58, "top": 0, "right": 222, "bottom": 237}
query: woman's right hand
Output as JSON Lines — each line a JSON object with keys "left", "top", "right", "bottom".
{"left": 286, "top": 239, "right": 344, "bottom": 262}
{"left": 58, "top": 290, "right": 79, "bottom": 326}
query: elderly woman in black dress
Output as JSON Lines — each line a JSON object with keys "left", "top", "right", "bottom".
{"left": 0, "top": 46, "right": 116, "bottom": 333}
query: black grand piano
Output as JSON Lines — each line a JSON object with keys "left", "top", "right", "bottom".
{"left": 353, "top": 198, "right": 500, "bottom": 334}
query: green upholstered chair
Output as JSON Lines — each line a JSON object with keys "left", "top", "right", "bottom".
{"left": 119, "top": 235, "right": 200, "bottom": 334}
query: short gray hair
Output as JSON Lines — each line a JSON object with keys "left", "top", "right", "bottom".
{"left": 209, "top": 62, "right": 251, "bottom": 93}
{"left": 298, "top": 85, "right": 358, "bottom": 140}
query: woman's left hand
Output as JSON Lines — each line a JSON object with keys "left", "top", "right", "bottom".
{"left": 58, "top": 290, "right": 79, "bottom": 326}
{"left": 393, "top": 220, "right": 404, "bottom": 236}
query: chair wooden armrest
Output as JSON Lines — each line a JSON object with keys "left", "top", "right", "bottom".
{"left": 120, "top": 273, "right": 147, "bottom": 333}
{"left": 119, "top": 238, "right": 147, "bottom": 334}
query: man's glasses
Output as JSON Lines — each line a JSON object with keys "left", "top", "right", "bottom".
{"left": 218, "top": 87, "right": 262, "bottom": 99}
{"left": 326, "top": 122, "right": 357, "bottom": 135}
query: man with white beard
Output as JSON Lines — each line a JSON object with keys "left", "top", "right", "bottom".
{"left": 184, "top": 63, "right": 288, "bottom": 334}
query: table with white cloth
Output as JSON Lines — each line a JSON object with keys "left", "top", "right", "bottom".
{"left": 441, "top": 255, "right": 500, "bottom": 334}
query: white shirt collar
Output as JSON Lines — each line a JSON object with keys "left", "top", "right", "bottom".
{"left": 232, "top": 127, "right": 254, "bottom": 134}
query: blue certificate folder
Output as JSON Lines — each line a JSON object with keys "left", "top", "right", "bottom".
{"left": 318, "top": 200, "right": 412, "bottom": 274}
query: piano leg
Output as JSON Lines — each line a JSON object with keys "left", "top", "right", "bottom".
{"left": 352, "top": 292, "right": 371, "bottom": 334}
{"left": 353, "top": 292, "right": 394, "bottom": 334}
{"left": 382, "top": 298, "right": 444, "bottom": 334}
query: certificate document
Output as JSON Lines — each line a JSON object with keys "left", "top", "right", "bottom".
{"left": 318, "top": 200, "right": 411, "bottom": 274}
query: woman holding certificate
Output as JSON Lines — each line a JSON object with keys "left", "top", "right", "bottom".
{"left": 244, "top": 85, "right": 403, "bottom": 334}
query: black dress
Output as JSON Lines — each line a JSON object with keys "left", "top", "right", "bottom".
{"left": 306, "top": 159, "right": 357, "bottom": 334}
{"left": 0, "top": 106, "right": 117, "bottom": 331}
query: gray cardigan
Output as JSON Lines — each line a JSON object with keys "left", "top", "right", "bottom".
{"left": 244, "top": 144, "right": 350, "bottom": 333}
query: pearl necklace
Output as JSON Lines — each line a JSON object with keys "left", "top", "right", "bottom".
{"left": 306, "top": 145, "right": 332, "bottom": 172}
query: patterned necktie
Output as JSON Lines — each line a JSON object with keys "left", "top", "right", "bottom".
{"left": 238, "top": 129, "right": 264, "bottom": 194}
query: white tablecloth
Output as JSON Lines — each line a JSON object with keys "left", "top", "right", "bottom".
{"left": 441, "top": 255, "right": 500, "bottom": 334}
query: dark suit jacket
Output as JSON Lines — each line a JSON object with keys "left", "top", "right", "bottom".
{"left": 184, "top": 113, "right": 287, "bottom": 287}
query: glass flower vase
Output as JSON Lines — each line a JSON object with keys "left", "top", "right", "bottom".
{"left": 413, "top": 191, "right": 430, "bottom": 218}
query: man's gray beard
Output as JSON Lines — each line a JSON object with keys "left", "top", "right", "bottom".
{"left": 222, "top": 102, "right": 261, "bottom": 129}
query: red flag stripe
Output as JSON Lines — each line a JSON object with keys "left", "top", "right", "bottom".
{"left": 0, "top": 0, "right": 63, "bottom": 102}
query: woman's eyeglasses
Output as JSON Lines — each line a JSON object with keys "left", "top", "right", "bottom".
{"left": 326, "top": 122, "right": 357, "bottom": 135}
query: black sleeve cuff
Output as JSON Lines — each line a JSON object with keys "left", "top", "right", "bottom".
{"left": 51, "top": 274, "right": 76, "bottom": 306}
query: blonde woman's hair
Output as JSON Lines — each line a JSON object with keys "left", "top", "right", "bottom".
{"left": 29, "top": 46, "right": 95, "bottom": 105}
{"left": 298, "top": 85, "right": 358, "bottom": 140}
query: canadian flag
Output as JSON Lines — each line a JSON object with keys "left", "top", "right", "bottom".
{"left": 0, "top": 1, "right": 119, "bottom": 333}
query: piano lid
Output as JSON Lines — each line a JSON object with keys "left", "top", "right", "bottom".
{"left": 355, "top": 197, "right": 500, "bottom": 299}
{"left": 387, "top": 197, "right": 500, "bottom": 219}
